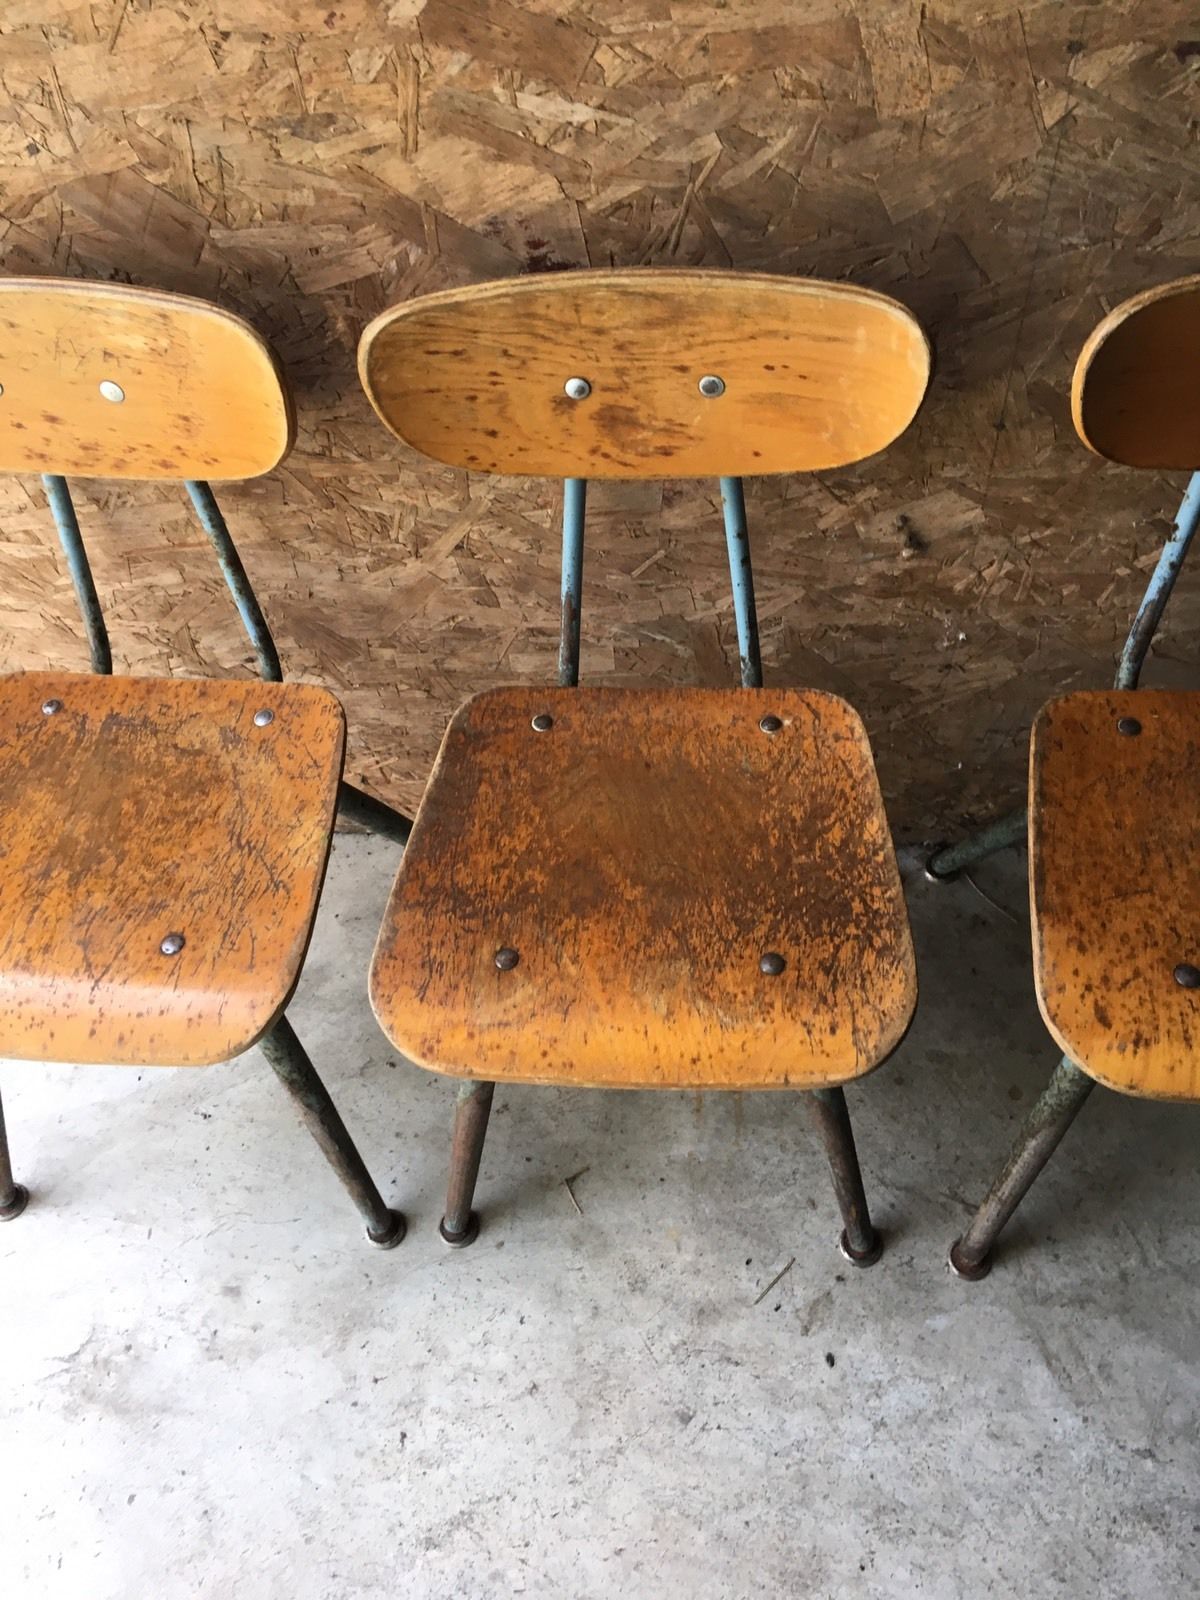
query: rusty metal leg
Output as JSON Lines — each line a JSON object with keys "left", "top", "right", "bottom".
{"left": 949, "top": 1055, "right": 1095, "bottom": 1280}
{"left": 805, "top": 1087, "right": 883, "bottom": 1266}
{"left": 439, "top": 1080, "right": 495, "bottom": 1248}
{"left": 0, "top": 1083, "right": 29, "bottom": 1221}
{"left": 258, "top": 1015, "right": 405, "bottom": 1249}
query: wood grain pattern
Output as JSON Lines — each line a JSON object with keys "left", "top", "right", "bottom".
{"left": 0, "top": 672, "right": 344, "bottom": 1067}
{"left": 359, "top": 270, "right": 931, "bottom": 479}
{"left": 1031, "top": 690, "right": 1200, "bottom": 1101}
{"left": 1071, "top": 276, "right": 1200, "bottom": 471}
{"left": 370, "top": 686, "right": 915, "bottom": 1089}
{"left": 0, "top": 278, "right": 294, "bottom": 480}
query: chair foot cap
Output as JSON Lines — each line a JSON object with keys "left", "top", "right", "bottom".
{"left": 439, "top": 1213, "right": 480, "bottom": 1248}
{"left": 923, "top": 843, "right": 960, "bottom": 884}
{"left": 839, "top": 1227, "right": 883, "bottom": 1267}
{"left": 948, "top": 1238, "right": 992, "bottom": 1280}
{"left": 367, "top": 1210, "right": 406, "bottom": 1250}
{"left": 0, "top": 1184, "right": 29, "bottom": 1221}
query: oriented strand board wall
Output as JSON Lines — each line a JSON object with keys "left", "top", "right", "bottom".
{"left": 1, "top": 1, "right": 1197, "bottom": 837}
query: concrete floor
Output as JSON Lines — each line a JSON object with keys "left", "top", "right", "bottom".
{"left": 1, "top": 836, "right": 1198, "bottom": 1600}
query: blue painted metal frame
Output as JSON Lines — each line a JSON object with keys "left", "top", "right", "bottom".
{"left": 40, "top": 474, "right": 413, "bottom": 843}
{"left": 927, "top": 469, "right": 1200, "bottom": 880}
{"left": 42, "top": 475, "right": 112, "bottom": 675}
{"left": 720, "top": 476, "right": 763, "bottom": 688}
{"left": 559, "top": 477, "right": 586, "bottom": 687}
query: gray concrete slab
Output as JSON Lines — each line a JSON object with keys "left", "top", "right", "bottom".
{"left": 1, "top": 837, "right": 1197, "bottom": 1599}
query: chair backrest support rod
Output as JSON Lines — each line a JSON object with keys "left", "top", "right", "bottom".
{"left": 41, "top": 474, "right": 112, "bottom": 676}
{"left": 1116, "top": 469, "right": 1200, "bottom": 690}
{"left": 719, "top": 476, "right": 763, "bottom": 688}
{"left": 184, "top": 480, "right": 283, "bottom": 683}
{"left": 559, "top": 477, "right": 586, "bottom": 687}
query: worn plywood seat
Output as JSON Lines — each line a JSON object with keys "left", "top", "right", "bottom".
{"left": 371, "top": 687, "right": 915, "bottom": 1089}
{"left": 0, "top": 672, "right": 344, "bottom": 1066}
{"left": 1031, "top": 690, "right": 1200, "bottom": 1101}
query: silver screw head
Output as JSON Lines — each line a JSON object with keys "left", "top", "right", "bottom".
{"left": 1174, "top": 963, "right": 1200, "bottom": 989}
{"left": 41, "top": 698, "right": 62, "bottom": 716}
{"left": 1117, "top": 716, "right": 1141, "bottom": 736}
{"left": 759, "top": 714, "right": 783, "bottom": 734}
{"left": 759, "top": 951, "right": 786, "bottom": 976}
{"left": 563, "top": 377, "right": 592, "bottom": 400}
{"left": 531, "top": 713, "right": 554, "bottom": 732}
{"left": 160, "top": 932, "right": 185, "bottom": 957}
{"left": 98, "top": 380, "right": 125, "bottom": 403}
{"left": 253, "top": 708, "right": 274, "bottom": 726}
{"left": 494, "top": 946, "right": 520, "bottom": 971}
{"left": 698, "top": 374, "right": 726, "bottom": 398}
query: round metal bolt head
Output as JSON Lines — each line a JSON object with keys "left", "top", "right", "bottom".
{"left": 759, "top": 714, "right": 783, "bottom": 734}
{"left": 698, "top": 374, "right": 726, "bottom": 398}
{"left": 531, "top": 712, "right": 554, "bottom": 732}
{"left": 253, "top": 708, "right": 275, "bottom": 727}
{"left": 1174, "top": 963, "right": 1200, "bottom": 989}
{"left": 98, "top": 380, "right": 125, "bottom": 403}
{"left": 759, "top": 951, "right": 786, "bottom": 976}
{"left": 41, "top": 698, "right": 63, "bottom": 716}
{"left": 563, "top": 377, "right": 592, "bottom": 400}
{"left": 160, "top": 932, "right": 186, "bottom": 957}
{"left": 1117, "top": 716, "right": 1141, "bottom": 736}
{"left": 494, "top": 946, "right": 520, "bottom": 971}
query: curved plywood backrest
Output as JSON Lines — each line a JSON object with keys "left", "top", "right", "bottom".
{"left": 1072, "top": 276, "right": 1200, "bottom": 470}
{"left": 358, "top": 270, "right": 931, "bottom": 479}
{"left": 0, "top": 278, "right": 294, "bottom": 480}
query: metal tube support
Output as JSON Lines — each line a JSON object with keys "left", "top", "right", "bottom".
{"left": 559, "top": 477, "right": 586, "bottom": 687}
{"left": 439, "top": 1079, "right": 495, "bottom": 1248}
{"left": 42, "top": 474, "right": 112, "bottom": 675}
{"left": 257, "top": 1014, "right": 405, "bottom": 1248}
{"left": 337, "top": 780, "right": 414, "bottom": 846}
{"left": 924, "top": 806, "right": 1028, "bottom": 882}
{"left": 185, "top": 481, "right": 283, "bottom": 682}
{"left": 1116, "top": 469, "right": 1200, "bottom": 689}
{"left": 0, "top": 1086, "right": 29, "bottom": 1220}
{"left": 805, "top": 1087, "right": 883, "bottom": 1266}
{"left": 719, "top": 476, "right": 763, "bottom": 688}
{"left": 949, "top": 1054, "right": 1095, "bottom": 1280}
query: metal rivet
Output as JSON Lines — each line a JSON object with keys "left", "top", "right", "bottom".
{"left": 41, "top": 698, "right": 62, "bottom": 716}
{"left": 1174, "top": 963, "right": 1200, "bottom": 989}
{"left": 563, "top": 377, "right": 591, "bottom": 400}
{"left": 759, "top": 714, "right": 783, "bottom": 734}
{"left": 98, "top": 380, "right": 125, "bottom": 403}
{"left": 1117, "top": 716, "right": 1141, "bottom": 736}
{"left": 698, "top": 374, "right": 726, "bottom": 398}
{"left": 760, "top": 951, "right": 786, "bottom": 976}
{"left": 253, "top": 708, "right": 274, "bottom": 726}
{"left": 531, "top": 713, "right": 554, "bottom": 732}
{"left": 494, "top": 946, "right": 520, "bottom": 971}
{"left": 160, "top": 932, "right": 185, "bottom": 957}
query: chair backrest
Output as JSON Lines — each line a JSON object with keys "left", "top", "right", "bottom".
{"left": 0, "top": 278, "right": 294, "bottom": 481}
{"left": 358, "top": 269, "right": 930, "bottom": 479}
{"left": 1072, "top": 275, "right": 1200, "bottom": 470}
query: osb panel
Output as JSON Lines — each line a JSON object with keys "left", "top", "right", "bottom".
{"left": 1, "top": 2, "right": 1198, "bottom": 838}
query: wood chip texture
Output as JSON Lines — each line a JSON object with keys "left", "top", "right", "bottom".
{"left": 1, "top": 3, "right": 1197, "bottom": 836}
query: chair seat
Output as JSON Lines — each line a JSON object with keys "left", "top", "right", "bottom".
{"left": 370, "top": 687, "right": 915, "bottom": 1090}
{"left": 1031, "top": 690, "right": 1200, "bottom": 1100}
{"left": 0, "top": 673, "right": 344, "bottom": 1067}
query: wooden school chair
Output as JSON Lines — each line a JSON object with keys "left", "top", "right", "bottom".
{"left": 947, "top": 275, "right": 1200, "bottom": 1278}
{"left": 0, "top": 277, "right": 413, "bottom": 1247}
{"left": 359, "top": 269, "right": 931, "bottom": 1257}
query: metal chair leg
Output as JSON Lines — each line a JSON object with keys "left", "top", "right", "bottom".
{"left": 258, "top": 1015, "right": 405, "bottom": 1248}
{"left": 949, "top": 1055, "right": 1095, "bottom": 1280}
{"left": 805, "top": 1087, "right": 883, "bottom": 1266}
{"left": 439, "top": 1080, "right": 495, "bottom": 1248}
{"left": 0, "top": 1083, "right": 29, "bottom": 1220}
{"left": 924, "top": 805, "right": 1028, "bottom": 882}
